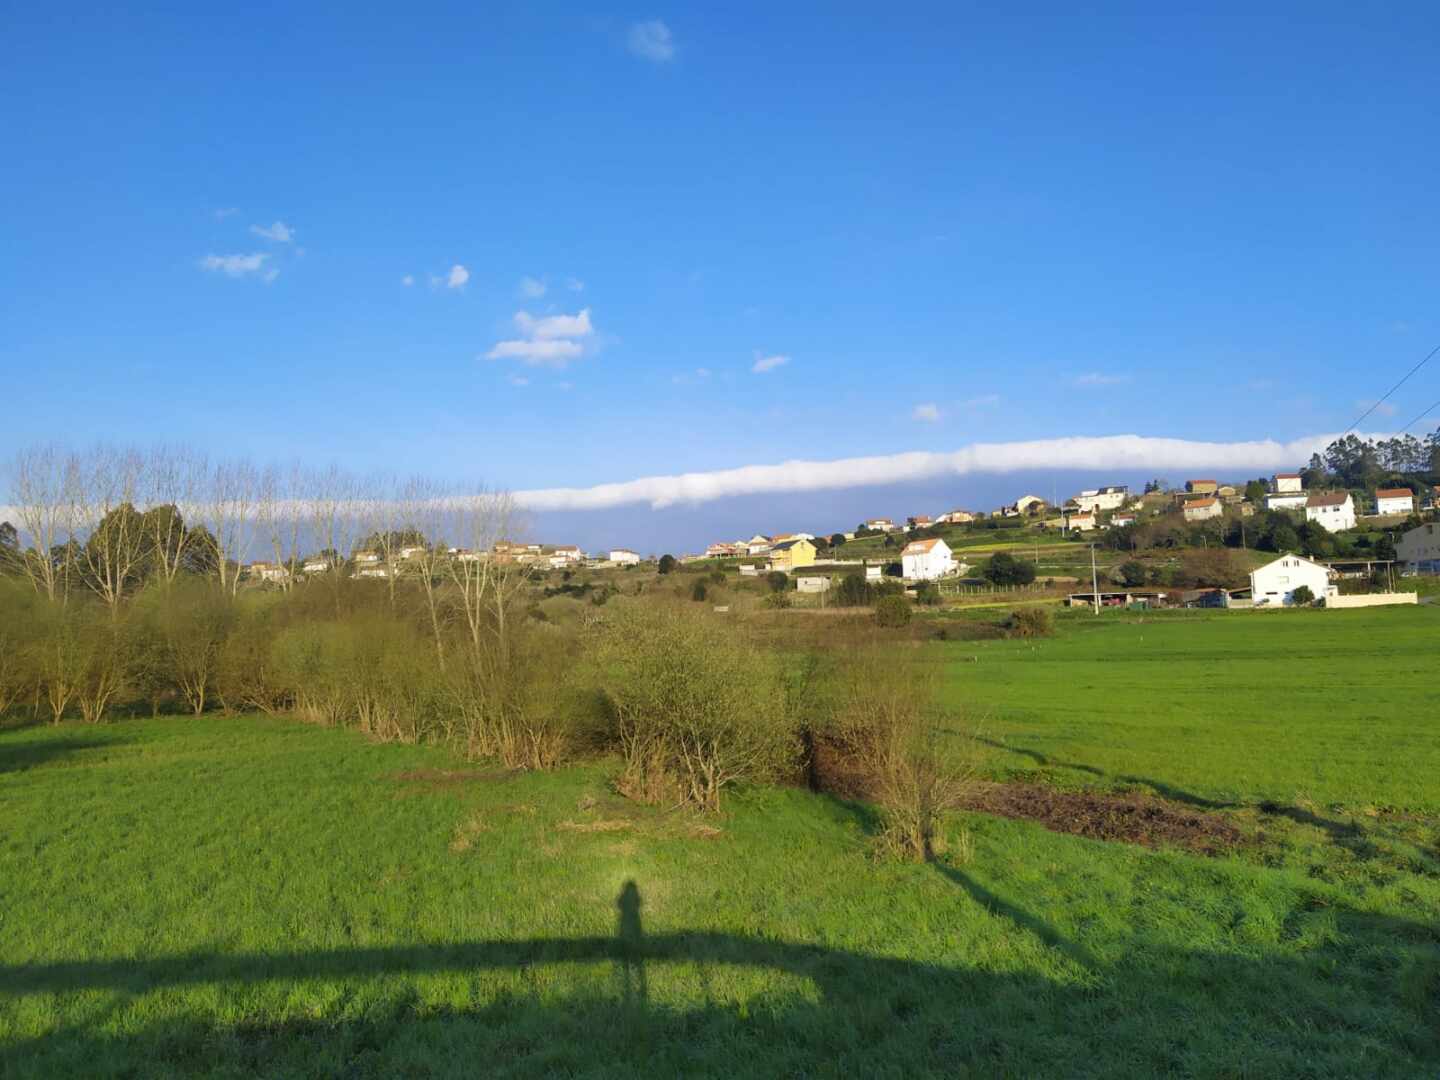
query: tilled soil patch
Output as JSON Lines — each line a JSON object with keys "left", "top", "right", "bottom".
{"left": 960, "top": 781, "right": 1243, "bottom": 854}
{"left": 808, "top": 742, "right": 1242, "bottom": 854}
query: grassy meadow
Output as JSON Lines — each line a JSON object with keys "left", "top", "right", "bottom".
{"left": 4, "top": 607, "right": 1440, "bottom": 1077}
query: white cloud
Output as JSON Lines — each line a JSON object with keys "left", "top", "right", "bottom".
{"left": 1355, "top": 399, "right": 1398, "bottom": 417}
{"left": 486, "top": 339, "right": 584, "bottom": 365}
{"left": 512, "top": 432, "right": 1358, "bottom": 512}
{"left": 515, "top": 308, "right": 593, "bottom": 340}
{"left": 401, "top": 274, "right": 415, "bottom": 287}
{"left": 249, "top": 221, "right": 294, "bottom": 243}
{"left": 912, "top": 403, "right": 941, "bottom": 423}
{"left": 1073, "top": 372, "right": 1131, "bottom": 387}
{"left": 961, "top": 394, "right": 1001, "bottom": 409}
{"left": 628, "top": 19, "right": 675, "bottom": 62}
{"left": 198, "top": 252, "right": 270, "bottom": 278}
{"left": 447, "top": 264, "right": 470, "bottom": 289}
{"left": 262, "top": 268, "right": 280, "bottom": 284}
{"left": 486, "top": 308, "right": 596, "bottom": 368}
{"left": 752, "top": 352, "right": 789, "bottom": 374}
{"left": 519, "top": 276, "right": 547, "bottom": 299}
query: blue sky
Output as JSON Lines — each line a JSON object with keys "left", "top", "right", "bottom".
{"left": 3, "top": 6, "right": 1439, "bottom": 548}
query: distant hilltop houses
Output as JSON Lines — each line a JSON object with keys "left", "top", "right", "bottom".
{"left": 236, "top": 468, "right": 1437, "bottom": 588}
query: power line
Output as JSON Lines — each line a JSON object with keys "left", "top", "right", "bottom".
{"left": 1396, "top": 396, "right": 1440, "bottom": 435}
{"left": 1342, "top": 341, "right": 1440, "bottom": 436}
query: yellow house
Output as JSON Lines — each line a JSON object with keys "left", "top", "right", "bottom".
{"left": 769, "top": 538, "right": 817, "bottom": 571}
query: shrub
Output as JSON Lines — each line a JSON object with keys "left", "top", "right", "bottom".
{"left": 1005, "top": 607, "right": 1053, "bottom": 638}
{"left": 762, "top": 590, "right": 792, "bottom": 609}
{"left": 875, "top": 595, "right": 912, "bottom": 628}
{"left": 658, "top": 554, "right": 677, "bottom": 575}
{"left": 983, "top": 552, "right": 1036, "bottom": 586}
{"left": 835, "top": 573, "right": 874, "bottom": 607}
{"left": 1116, "top": 560, "right": 1148, "bottom": 587}
{"left": 915, "top": 582, "right": 942, "bottom": 606}
{"left": 765, "top": 570, "right": 789, "bottom": 593}
{"left": 691, "top": 580, "right": 708, "bottom": 602}
{"left": 594, "top": 607, "right": 797, "bottom": 812}
{"left": 1291, "top": 584, "right": 1315, "bottom": 605}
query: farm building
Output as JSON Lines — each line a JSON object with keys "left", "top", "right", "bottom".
{"left": 1250, "top": 553, "right": 1336, "bottom": 607}
{"left": 900, "top": 537, "right": 955, "bottom": 581}
{"left": 1111, "top": 512, "right": 1137, "bottom": 527}
{"left": 1305, "top": 492, "right": 1356, "bottom": 532}
{"left": 1273, "top": 472, "right": 1303, "bottom": 494}
{"left": 1073, "top": 486, "right": 1128, "bottom": 513}
{"left": 769, "top": 538, "right": 817, "bottom": 572}
{"left": 795, "top": 574, "right": 831, "bottom": 593}
{"left": 938, "top": 509, "right": 976, "bottom": 524}
{"left": 1182, "top": 496, "right": 1223, "bottom": 522}
{"left": 1266, "top": 491, "right": 1308, "bottom": 512}
{"left": 864, "top": 518, "right": 897, "bottom": 532}
{"left": 609, "top": 549, "right": 641, "bottom": 566}
{"left": 1185, "top": 479, "right": 1219, "bottom": 495}
{"left": 1064, "top": 511, "right": 1097, "bottom": 532}
{"left": 1374, "top": 488, "right": 1415, "bottom": 516}
{"left": 1396, "top": 522, "right": 1440, "bottom": 572}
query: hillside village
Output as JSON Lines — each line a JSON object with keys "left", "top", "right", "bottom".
{"left": 239, "top": 455, "right": 1440, "bottom": 611}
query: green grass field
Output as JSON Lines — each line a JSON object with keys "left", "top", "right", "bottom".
{"left": 952, "top": 606, "right": 1440, "bottom": 813}
{"left": 4, "top": 607, "right": 1439, "bottom": 1077}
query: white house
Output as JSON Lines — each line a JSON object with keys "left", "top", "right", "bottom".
{"left": 609, "top": 549, "right": 641, "bottom": 566}
{"left": 937, "top": 509, "right": 976, "bottom": 524}
{"left": 795, "top": 574, "right": 831, "bottom": 594}
{"left": 1182, "top": 496, "right": 1223, "bottom": 523}
{"left": 1073, "top": 486, "right": 1128, "bottom": 513}
{"left": 864, "top": 564, "right": 883, "bottom": 581}
{"left": 1396, "top": 522, "right": 1440, "bottom": 572}
{"left": 1111, "top": 512, "right": 1137, "bottom": 528}
{"left": 1065, "top": 511, "right": 1097, "bottom": 532}
{"left": 901, "top": 537, "right": 955, "bottom": 581}
{"left": 399, "top": 544, "right": 427, "bottom": 559}
{"left": 302, "top": 557, "right": 333, "bottom": 573}
{"left": 1265, "top": 492, "right": 1308, "bottom": 512}
{"left": 865, "top": 518, "right": 898, "bottom": 532}
{"left": 1273, "top": 472, "right": 1303, "bottom": 494}
{"left": 246, "top": 561, "right": 290, "bottom": 583}
{"left": 1250, "top": 553, "right": 1336, "bottom": 606}
{"left": 1374, "top": 488, "right": 1415, "bottom": 517}
{"left": 352, "top": 550, "right": 380, "bottom": 565}
{"left": 1305, "top": 492, "right": 1356, "bottom": 532}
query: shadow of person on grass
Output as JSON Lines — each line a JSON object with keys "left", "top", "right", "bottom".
{"left": 3, "top": 881, "right": 1438, "bottom": 1077}
{"left": 0, "top": 733, "right": 127, "bottom": 775}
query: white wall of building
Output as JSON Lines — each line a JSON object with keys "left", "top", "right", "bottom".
{"left": 901, "top": 539, "right": 955, "bottom": 581}
{"left": 1375, "top": 494, "right": 1414, "bottom": 516}
{"left": 1305, "top": 495, "right": 1356, "bottom": 532}
{"left": 1250, "top": 554, "right": 1335, "bottom": 606}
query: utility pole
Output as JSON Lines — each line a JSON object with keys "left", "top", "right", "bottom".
{"left": 1090, "top": 543, "right": 1101, "bottom": 615}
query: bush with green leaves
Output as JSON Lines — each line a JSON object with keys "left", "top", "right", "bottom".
{"left": 875, "top": 594, "right": 912, "bottom": 628}
{"left": 1291, "top": 585, "right": 1315, "bottom": 605}
{"left": 765, "top": 570, "right": 789, "bottom": 593}
{"left": 691, "top": 580, "right": 708, "bottom": 602}
{"left": 594, "top": 606, "right": 798, "bottom": 811}
{"left": 1005, "top": 607, "right": 1053, "bottom": 638}
{"left": 834, "top": 573, "right": 874, "bottom": 607}
{"left": 983, "top": 552, "right": 1036, "bottom": 586}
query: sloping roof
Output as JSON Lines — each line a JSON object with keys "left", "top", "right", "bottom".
{"left": 902, "top": 538, "right": 942, "bottom": 555}
{"left": 1255, "top": 552, "right": 1334, "bottom": 576}
{"left": 1306, "top": 492, "right": 1351, "bottom": 508}
{"left": 1185, "top": 497, "right": 1219, "bottom": 509}
{"left": 771, "top": 538, "right": 811, "bottom": 552}
{"left": 1375, "top": 488, "right": 1413, "bottom": 500}
{"left": 1188, "top": 479, "right": 1218, "bottom": 486}
{"left": 1275, "top": 472, "right": 1301, "bottom": 480}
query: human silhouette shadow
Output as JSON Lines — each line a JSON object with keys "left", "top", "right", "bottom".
{"left": 2, "top": 881, "right": 1437, "bottom": 1077}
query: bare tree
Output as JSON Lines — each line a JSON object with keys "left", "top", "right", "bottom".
{"left": 256, "top": 461, "right": 305, "bottom": 591}
{"left": 73, "top": 445, "right": 149, "bottom": 613}
{"left": 7, "top": 444, "right": 77, "bottom": 602}
{"left": 399, "top": 475, "right": 452, "bottom": 667}
{"left": 446, "top": 489, "right": 525, "bottom": 664}
{"left": 304, "top": 464, "right": 363, "bottom": 609}
{"left": 144, "top": 445, "right": 208, "bottom": 587}
{"left": 206, "top": 459, "right": 257, "bottom": 597}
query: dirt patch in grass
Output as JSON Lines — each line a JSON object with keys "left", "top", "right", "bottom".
{"left": 557, "top": 819, "right": 632, "bottom": 833}
{"left": 808, "top": 741, "right": 1242, "bottom": 854}
{"left": 961, "top": 781, "right": 1243, "bottom": 854}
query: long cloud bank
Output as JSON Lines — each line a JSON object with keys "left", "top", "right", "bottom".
{"left": 513, "top": 433, "right": 1347, "bottom": 512}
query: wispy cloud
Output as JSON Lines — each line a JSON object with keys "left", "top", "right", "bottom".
{"left": 199, "top": 252, "right": 270, "bottom": 278}
{"left": 513, "top": 432, "right": 1357, "bottom": 512}
{"left": 519, "top": 276, "right": 546, "bottom": 299}
{"left": 752, "top": 352, "right": 789, "bottom": 374}
{"left": 672, "top": 367, "right": 713, "bottom": 385}
{"left": 628, "top": 19, "right": 675, "bottom": 62}
{"left": 1073, "top": 372, "right": 1131, "bottom": 387}
{"left": 401, "top": 274, "right": 415, "bottom": 287}
{"left": 961, "top": 393, "right": 1001, "bottom": 409}
{"left": 486, "top": 308, "right": 595, "bottom": 368}
{"left": 446, "top": 264, "right": 470, "bottom": 290}
{"left": 249, "top": 221, "right": 294, "bottom": 243}
{"left": 912, "top": 403, "right": 941, "bottom": 423}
